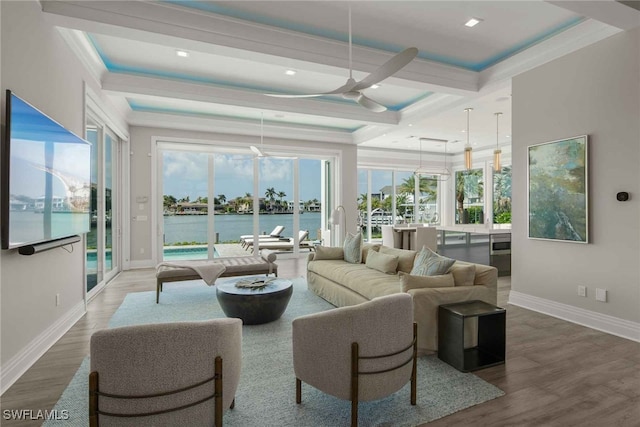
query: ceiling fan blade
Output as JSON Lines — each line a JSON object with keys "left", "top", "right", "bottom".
{"left": 264, "top": 93, "right": 324, "bottom": 98}
{"left": 250, "top": 145, "right": 266, "bottom": 157}
{"left": 264, "top": 79, "right": 357, "bottom": 98}
{"left": 356, "top": 94, "right": 387, "bottom": 112}
{"left": 351, "top": 47, "right": 419, "bottom": 91}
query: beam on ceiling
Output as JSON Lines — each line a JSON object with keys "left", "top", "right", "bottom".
{"left": 548, "top": 0, "right": 640, "bottom": 30}
{"left": 128, "top": 111, "right": 353, "bottom": 144}
{"left": 41, "top": 0, "right": 479, "bottom": 95}
{"left": 102, "top": 73, "right": 398, "bottom": 125}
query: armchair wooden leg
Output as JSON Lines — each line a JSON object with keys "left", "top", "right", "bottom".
{"left": 89, "top": 371, "right": 98, "bottom": 427}
{"left": 214, "top": 357, "right": 223, "bottom": 427}
{"left": 230, "top": 398, "right": 235, "bottom": 409}
{"left": 296, "top": 378, "right": 301, "bottom": 403}
{"left": 411, "top": 322, "right": 418, "bottom": 405}
{"left": 351, "top": 342, "right": 359, "bottom": 427}
{"left": 156, "top": 279, "right": 161, "bottom": 303}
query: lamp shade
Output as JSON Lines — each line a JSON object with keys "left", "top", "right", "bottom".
{"left": 464, "top": 107, "right": 473, "bottom": 170}
{"left": 493, "top": 148, "right": 502, "bottom": 172}
{"left": 464, "top": 146, "right": 472, "bottom": 170}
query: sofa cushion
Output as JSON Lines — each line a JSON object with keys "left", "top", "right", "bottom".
{"left": 343, "top": 232, "right": 362, "bottom": 264}
{"left": 307, "top": 260, "right": 400, "bottom": 300}
{"left": 411, "top": 247, "right": 455, "bottom": 276}
{"left": 314, "top": 246, "right": 344, "bottom": 260}
{"left": 361, "top": 243, "right": 381, "bottom": 264}
{"left": 378, "top": 246, "right": 417, "bottom": 273}
{"left": 449, "top": 262, "right": 476, "bottom": 286}
{"left": 398, "top": 271, "right": 455, "bottom": 292}
{"left": 365, "top": 250, "right": 399, "bottom": 274}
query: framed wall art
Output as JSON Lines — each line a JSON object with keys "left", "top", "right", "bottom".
{"left": 528, "top": 135, "right": 588, "bottom": 243}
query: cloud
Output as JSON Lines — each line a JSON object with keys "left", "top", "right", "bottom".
{"left": 259, "top": 158, "right": 292, "bottom": 181}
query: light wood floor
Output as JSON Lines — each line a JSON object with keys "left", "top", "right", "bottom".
{"left": 1, "top": 257, "right": 639, "bottom": 426}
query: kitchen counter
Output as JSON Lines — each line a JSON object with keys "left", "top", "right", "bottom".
{"left": 436, "top": 225, "right": 511, "bottom": 235}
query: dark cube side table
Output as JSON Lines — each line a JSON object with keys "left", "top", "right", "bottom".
{"left": 438, "top": 300, "right": 506, "bottom": 372}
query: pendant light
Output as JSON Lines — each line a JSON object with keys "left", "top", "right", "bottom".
{"left": 414, "top": 137, "right": 451, "bottom": 180}
{"left": 494, "top": 112, "right": 503, "bottom": 172}
{"left": 464, "top": 108, "right": 473, "bottom": 170}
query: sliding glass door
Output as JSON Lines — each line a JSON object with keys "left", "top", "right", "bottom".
{"left": 85, "top": 117, "right": 120, "bottom": 295}
{"left": 158, "top": 144, "right": 326, "bottom": 259}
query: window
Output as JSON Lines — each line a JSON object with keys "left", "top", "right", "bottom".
{"left": 493, "top": 165, "right": 512, "bottom": 224}
{"left": 455, "top": 169, "right": 484, "bottom": 224}
{"left": 357, "top": 168, "right": 441, "bottom": 241}
{"left": 159, "top": 144, "right": 326, "bottom": 258}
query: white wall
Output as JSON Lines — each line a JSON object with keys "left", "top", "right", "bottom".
{"left": 511, "top": 28, "right": 640, "bottom": 337}
{"left": 0, "top": 1, "right": 126, "bottom": 391}
{"left": 128, "top": 126, "right": 358, "bottom": 265}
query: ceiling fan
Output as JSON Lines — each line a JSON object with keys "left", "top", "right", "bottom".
{"left": 265, "top": 6, "right": 418, "bottom": 112}
{"left": 250, "top": 113, "right": 297, "bottom": 159}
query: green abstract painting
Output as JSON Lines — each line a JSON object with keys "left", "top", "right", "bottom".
{"left": 528, "top": 135, "right": 588, "bottom": 243}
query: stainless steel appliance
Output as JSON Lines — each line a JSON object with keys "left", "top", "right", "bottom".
{"left": 489, "top": 233, "right": 511, "bottom": 276}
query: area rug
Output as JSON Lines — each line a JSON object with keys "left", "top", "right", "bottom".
{"left": 45, "top": 277, "right": 504, "bottom": 427}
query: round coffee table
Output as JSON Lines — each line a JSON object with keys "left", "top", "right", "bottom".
{"left": 216, "top": 276, "right": 293, "bottom": 325}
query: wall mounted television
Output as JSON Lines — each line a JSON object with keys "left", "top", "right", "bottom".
{"left": 1, "top": 90, "right": 91, "bottom": 250}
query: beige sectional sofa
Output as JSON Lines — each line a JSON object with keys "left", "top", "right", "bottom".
{"left": 306, "top": 244, "right": 498, "bottom": 353}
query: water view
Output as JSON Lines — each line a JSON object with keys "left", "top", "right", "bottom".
{"left": 163, "top": 212, "right": 322, "bottom": 244}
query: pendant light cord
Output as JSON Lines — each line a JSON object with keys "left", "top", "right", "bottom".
{"left": 348, "top": 3, "right": 353, "bottom": 80}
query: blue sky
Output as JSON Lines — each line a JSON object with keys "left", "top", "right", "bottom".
{"left": 163, "top": 152, "right": 322, "bottom": 201}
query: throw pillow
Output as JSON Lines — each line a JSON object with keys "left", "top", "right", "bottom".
{"left": 365, "top": 250, "right": 399, "bottom": 274}
{"left": 378, "top": 246, "right": 418, "bottom": 273}
{"left": 449, "top": 262, "right": 476, "bottom": 286}
{"left": 313, "top": 246, "right": 344, "bottom": 261}
{"left": 410, "top": 246, "right": 455, "bottom": 276}
{"left": 361, "top": 243, "right": 381, "bottom": 264}
{"left": 343, "top": 232, "right": 362, "bottom": 264}
{"left": 399, "top": 271, "right": 455, "bottom": 292}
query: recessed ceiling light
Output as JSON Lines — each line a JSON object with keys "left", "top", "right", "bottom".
{"left": 408, "top": 124, "right": 413, "bottom": 127}
{"left": 285, "top": 70, "right": 297, "bottom": 76}
{"left": 176, "top": 50, "right": 189, "bottom": 58}
{"left": 371, "top": 84, "right": 380, "bottom": 89}
{"left": 465, "top": 18, "right": 483, "bottom": 28}
{"left": 506, "top": 135, "right": 511, "bottom": 138}
{"left": 461, "top": 130, "right": 466, "bottom": 133}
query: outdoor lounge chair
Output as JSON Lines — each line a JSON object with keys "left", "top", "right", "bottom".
{"left": 250, "top": 230, "right": 312, "bottom": 252}
{"left": 239, "top": 225, "right": 285, "bottom": 248}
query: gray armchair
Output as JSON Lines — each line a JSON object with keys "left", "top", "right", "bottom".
{"left": 89, "top": 319, "right": 242, "bottom": 427}
{"left": 292, "top": 294, "right": 417, "bottom": 427}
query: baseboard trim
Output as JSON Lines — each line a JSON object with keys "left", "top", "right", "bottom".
{"left": 128, "top": 260, "right": 156, "bottom": 269}
{"left": 509, "top": 291, "right": 640, "bottom": 342}
{"left": 1, "top": 301, "right": 86, "bottom": 395}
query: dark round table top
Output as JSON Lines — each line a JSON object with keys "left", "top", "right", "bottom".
{"left": 216, "top": 276, "right": 292, "bottom": 296}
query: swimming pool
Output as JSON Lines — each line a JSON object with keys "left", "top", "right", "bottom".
{"left": 86, "top": 246, "right": 218, "bottom": 270}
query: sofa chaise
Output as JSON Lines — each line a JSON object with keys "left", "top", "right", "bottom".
{"left": 306, "top": 243, "right": 498, "bottom": 353}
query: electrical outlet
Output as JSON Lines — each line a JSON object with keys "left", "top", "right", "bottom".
{"left": 596, "top": 288, "right": 607, "bottom": 302}
{"left": 577, "top": 285, "right": 587, "bottom": 297}
{"left": 56, "top": 293, "right": 60, "bottom": 306}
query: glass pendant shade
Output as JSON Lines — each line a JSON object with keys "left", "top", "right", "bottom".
{"left": 493, "top": 148, "right": 502, "bottom": 172}
{"left": 494, "top": 112, "right": 503, "bottom": 172}
{"left": 464, "top": 146, "right": 472, "bottom": 170}
{"left": 464, "top": 108, "right": 473, "bottom": 170}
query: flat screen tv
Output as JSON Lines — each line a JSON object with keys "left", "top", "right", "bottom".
{"left": 1, "top": 90, "right": 91, "bottom": 250}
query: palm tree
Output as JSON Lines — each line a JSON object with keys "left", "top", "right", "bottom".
{"left": 399, "top": 175, "right": 437, "bottom": 202}
{"left": 217, "top": 194, "right": 226, "bottom": 205}
{"left": 265, "top": 187, "right": 276, "bottom": 211}
{"left": 163, "top": 195, "right": 177, "bottom": 210}
{"left": 277, "top": 191, "right": 286, "bottom": 211}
